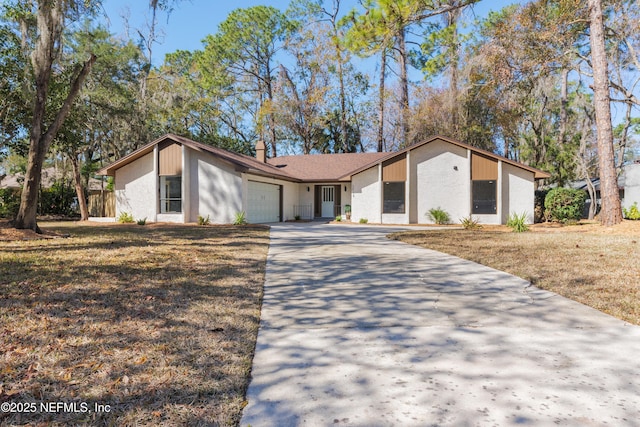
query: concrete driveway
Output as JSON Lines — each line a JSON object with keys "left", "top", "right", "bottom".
{"left": 241, "top": 223, "right": 640, "bottom": 426}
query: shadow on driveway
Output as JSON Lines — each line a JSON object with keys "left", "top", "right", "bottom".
{"left": 242, "top": 223, "right": 640, "bottom": 426}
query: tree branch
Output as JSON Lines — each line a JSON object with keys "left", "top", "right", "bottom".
{"left": 42, "top": 53, "right": 97, "bottom": 150}
{"left": 412, "top": 0, "right": 479, "bottom": 24}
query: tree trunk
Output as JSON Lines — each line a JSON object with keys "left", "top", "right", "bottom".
{"left": 557, "top": 69, "right": 568, "bottom": 150}
{"left": 588, "top": 0, "right": 623, "bottom": 226}
{"left": 577, "top": 115, "right": 597, "bottom": 220}
{"left": 447, "top": 6, "right": 461, "bottom": 137}
{"left": 556, "top": 69, "right": 569, "bottom": 187}
{"left": 266, "top": 74, "right": 278, "bottom": 158}
{"left": 337, "top": 51, "right": 348, "bottom": 152}
{"left": 15, "top": 53, "right": 96, "bottom": 231}
{"left": 377, "top": 49, "right": 387, "bottom": 153}
{"left": 71, "top": 154, "right": 89, "bottom": 221}
{"left": 586, "top": 177, "right": 598, "bottom": 220}
{"left": 397, "top": 28, "right": 410, "bottom": 148}
{"left": 14, "top": 1, "right": 96, "bottom": 231}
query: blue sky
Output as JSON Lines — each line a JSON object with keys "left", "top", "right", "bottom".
{"left": 100, "top": 0, "right": 519, "bottom": 66}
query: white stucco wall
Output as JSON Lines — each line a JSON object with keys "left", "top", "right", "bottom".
{"left": 501, "top": 163, "right": 535, "bottom": 224}
{"left": 352, "top": 166, "right": 380, "bottom": 223}
{"left": 182, "top": 145, "right": 191, "bottom": 223}
{"left": 190, "top": 149, "right": 242, "bottom": 224}
{"left": 411, "top": 140, "right": 470, "bottom": 224}
{"left": 297, "top": 184, "right": 314, "bottom": 219}
{"left": 381, "top": 212, "right": 409, "bottom": 224}
{"left": 623, "top": 164, "right": 640, "bottom": 210}
{"left": 281, "top": 180, "right": 299, "bottom": 221}
{"left": 115, "top": 152, "right": 157, "bottom": 222}
{"left": 340, "top": 183, "right": 352, "bottom": 218}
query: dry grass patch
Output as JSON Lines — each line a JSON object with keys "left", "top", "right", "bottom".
{"left": 390, "top": 220, "right": 640, "bottom": 325}
{"left": 0, "top": 221, "right": 269, "bottom": 426}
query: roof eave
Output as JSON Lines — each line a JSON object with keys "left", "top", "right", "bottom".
{"left": 96, "top": 134, "right": 181, "bottom": 176}
{"left": 297, "top": 177, "right": 353, "bottom": 183}
{"left": 534, "top": 171, "right": 552, "bottom": 179}
{"left": 343, "top": 135, "right": 551, "bottom": 180}
{"left": 241, "top": 168, "right": 301, "bottom": 182}
{"left": 96, "top": 134, "right": 300, "bottom": 182}
{"left": 97, "top": 145, "right": 156, "bottom": 176}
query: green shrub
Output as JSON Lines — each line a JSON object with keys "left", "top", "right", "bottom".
{"left": 233, "top": 211, "right": 247, "bottom": 225}
{"left": 426, "top": 207, "right": 450, "bottom": 224}
{"left": 344, "top": 204, "right": 351, "bottom": 213}
{"left": 0, "top": 188, "right": 20, "bottom": 219}
{"left": 507, "top": 212, "right": 529, "bottom": 232}
{"left": 198, "top": 214, "right": 210, "bottom": 225}
{"left": 623, "top": 202, "right": 640, "bottom": 220}
{"left": 335, "top": 215, "right": 342, "bottom": 222}
{"left": 117, "top": 212, "right": 135, "bottom": 223}
{"left": 460, "top": 215, "right": 481, "bottom": 230}
{"left": 359, "top": 218, "right": 368, "bottom": 224}
{"left": 136, "top": 217, "right": 147, "bottom": 225}
{"left": 38, "top": 179, "right": 78, "bottom": 216}
{"left": 294, "top": 215, "right": 301, "bottom": 221}
{"left": 544, "top": 188, "right": 585, "bottom": 222}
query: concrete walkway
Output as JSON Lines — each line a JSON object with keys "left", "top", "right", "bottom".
{"left": 241, "top": 223, "right": 640, "bottom": 426}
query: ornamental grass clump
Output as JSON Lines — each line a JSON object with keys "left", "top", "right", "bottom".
{"left": 233, "top": 211, "right": 247, "bottom": 225}
{"left": 460, "top": 215, "right": 481, "bottom": 230}
{"left": 507, "top": 212, "right": 529, "bottom": 232}
{"left": 427, "top": 207, "right": 450, "bottom": 224}
{"left": 117, "top": 212, "right": 134, "bottom": 223}
{"left": 198, "top": 214, "right": 211, "bottom": 225}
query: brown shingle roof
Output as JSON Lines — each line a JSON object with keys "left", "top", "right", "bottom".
{"left": 169, "top": 135, "right": 299, "bottom": 181}
{"left": 97, "top": 134, "right": 299, "bottom": 182}
{"left": 343, "top": 135, "right": 551, "bottom": 180}
{"left": 98, "top": 134, "right": 550, "bottom": 182}
{"left": 267, "top": 152, "right": 389, "bottom": 182}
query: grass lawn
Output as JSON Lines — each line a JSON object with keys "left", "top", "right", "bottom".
{"left": 390, "top": 221, "right": 640, "bottom": 325}
{"left": 0, "top": 221, "right": 269, "bottom": 426}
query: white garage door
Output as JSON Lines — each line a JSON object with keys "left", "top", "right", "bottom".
{"left": 247, "top": 181, "right": 281, "bottom": 223}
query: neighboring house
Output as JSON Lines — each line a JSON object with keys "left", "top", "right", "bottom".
{"left": 0, "top": 167, "right": 61, "bottom": 190}
{"left": 624, "top": 163, "right": 640, "bottom": 209}
{"left": 573, "top": 161, "right": 640, "bottom": 215}
{"left": 0, "top": 167, "right": 104, "bottom": 193}
{"left": 97, "top": 133, "right": 550, "bottom": 225}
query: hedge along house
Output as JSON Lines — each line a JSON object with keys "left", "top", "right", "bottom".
{"left": 97, "top": 133, "right": 549, "bottom": 225}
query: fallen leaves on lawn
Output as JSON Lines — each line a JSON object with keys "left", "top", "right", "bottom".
{"left": 391, "top": 220, "right": 640, "bottom": 325}
{"left": 0, "top": 222, "right": 269, "bottom": 426}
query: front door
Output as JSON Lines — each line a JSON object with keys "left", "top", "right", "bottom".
{"left": 321, "top": 186, "right": 335, "bottom": 217}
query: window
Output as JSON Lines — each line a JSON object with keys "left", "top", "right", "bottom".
{"left": 472, "top": 180, "right": 496, "bottom": 214}
{"left": 383, "top": 182, "right": 405, "bottom": 214}
{"left": 160, "top": 176, "right": 182, "bottom": 213}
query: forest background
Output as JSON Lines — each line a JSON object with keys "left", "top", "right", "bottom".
{"left": 1, "top": 0, "right": 638, "bottom": 224}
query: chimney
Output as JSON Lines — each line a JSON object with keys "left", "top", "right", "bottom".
{"left": 255, "top": 140, "right": 267, "bottom": 163}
